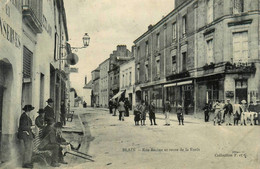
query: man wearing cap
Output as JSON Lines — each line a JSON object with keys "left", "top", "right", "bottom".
{"left": 44, "top": 98, "right": 55, "bottom": 123}
{"left": 18, "top": 105, "right": 35, "bottom": 168}
{"left": 223, "top": 99, "right": 233, "bottom": 125}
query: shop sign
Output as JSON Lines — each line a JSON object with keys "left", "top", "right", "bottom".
{"left": 0, "top": 16, "right": 21, "bottom": 49}
{"left": 70, "top": 67, "right": 78, "bottom": 73}
{"left": 182, "top": 85, "right": 193, "bottom": 91}
{"left": 226, "top": 91, "right": 234, "bottom": 98}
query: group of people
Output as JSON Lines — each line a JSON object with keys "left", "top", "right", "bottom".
{"left": 133, "top": 100, "right": 157, "bottom": 126}
{"left": 109, "top": 97, "right": 131, "bottom": 120}
{"left": 203, "top": 99, "right": 260, "bottom": 126}
{"left": 18, "top": 98, "right": 71, "bottom": 168}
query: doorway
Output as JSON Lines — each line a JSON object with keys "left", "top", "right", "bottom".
{"left": 235, "top": 80, "right": 247, "bottom": 104}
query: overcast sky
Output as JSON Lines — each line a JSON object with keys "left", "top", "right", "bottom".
{"left": 64, "top": 0, "right": 175, "bottom": 95}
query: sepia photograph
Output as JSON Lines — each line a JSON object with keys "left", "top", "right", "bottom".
{"left": 0, "top": 0, "right": 260, "bottom": 168}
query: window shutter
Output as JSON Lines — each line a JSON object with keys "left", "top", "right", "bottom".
{"left": 23, "top": 46, "right": 33, "bottom": 78}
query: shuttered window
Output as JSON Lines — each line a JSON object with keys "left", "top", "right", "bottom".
{"left": 23, "top": 46, "right": 32, "bottom": 78}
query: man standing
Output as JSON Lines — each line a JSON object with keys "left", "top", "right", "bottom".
{"left": 109, "top": 99, "right": 113, "bottom": 114}
{"left": 44, "top": 98, "right": 55, "bottom": 123}
{"left": 124, "top": 98, "right": 130, "bottom": 117}
{"left": 18, "top": 105, "right": 35, "bottom": 168}
{"left": 118, "top": 98, "right": 125, "bottom": 121}
{"left": 60, "top": 100, "right": 66, "bottom": 126}
{"left": 177, "top": 102, "right": 184, "bottom": 125}
{"left": 164, "top": 99, "right": 171, "bottom": 126}
{"left": 149, "top": 100, "right": 157, "bottom": 125}
{"left": 213, "top": 100, "right": 221, "bottom": 125}
{"left": 203, "top": 103, "right": 210, "bottom": 122}
{"left": 223, "top": 99, "right": 233, "bottom": 125}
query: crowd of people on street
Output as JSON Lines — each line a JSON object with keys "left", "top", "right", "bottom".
{"left": 17, "top": 98, "right": 77, "bottom": 168}
{"left": 108, "top": 96, "right": 259, "bottom": 128}
{"left": 204, "top": 99, "right": 260, "bottom": 126}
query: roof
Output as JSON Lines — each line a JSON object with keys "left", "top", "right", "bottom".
{"left": 83, "top": 80, "right": 92, "bottom": 89}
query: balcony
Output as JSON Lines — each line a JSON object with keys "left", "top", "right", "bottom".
{"left": 22, "top": 0, "right": 43, "bottom": 33}
{"left": 166, "top": 71, "right": 190, "bottom": 81}
{"left": 225, "top": 62, "right": 256, "bottom": 74}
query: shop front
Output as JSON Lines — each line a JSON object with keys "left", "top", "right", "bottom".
{"left": 164, "top": 80, "right": 194, "bottom": 114}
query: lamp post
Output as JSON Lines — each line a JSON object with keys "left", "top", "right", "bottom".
{"left": 58, "top": 33, "right": 90, "bottom": 122}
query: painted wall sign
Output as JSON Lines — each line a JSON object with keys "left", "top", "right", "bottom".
{"left": 0, "top": 16, "right": 21, "bottom": 49}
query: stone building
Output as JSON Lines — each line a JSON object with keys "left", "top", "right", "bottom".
{"left": 134, "top": 0, "right": 260, "bottom": 115}
{"left": 0, "top": 0, "right": 71, "bottom": 163}
{"left": 91, "top": 67, "right": 100, "bottom": 107}
{"left": 108, "top": 45, "right": 131, "bottom": 99}
{"left": 83, "top": 76, "right": 92, "bottom": 107}
{"left": 193, "top": 0, "right": 260, "bottom": 113}
{"left": 120, "top": 57, "right": 135, "bottom": 109}
{"left": 99, "top": 58, "right": 110, "bottom": 107}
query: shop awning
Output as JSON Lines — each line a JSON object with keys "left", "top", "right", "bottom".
{"left": 111, "top": 90, "right": 125, "bottom": 100}
{"left": 164, "top": 80, "right": 193, "bottom": 88}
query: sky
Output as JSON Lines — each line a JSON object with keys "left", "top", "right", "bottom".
{"left": 64, "top": 0, "right": 175, "bottom": 96}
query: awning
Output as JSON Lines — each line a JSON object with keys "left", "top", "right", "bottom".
{"left": 111, "top": 90, "right": 125, "bottom": 100}
{"left": 164, "top": 83, "right": 177, "bottom": 88}
{"left": 164, "top": 80, "right": 193, "bottom": 88}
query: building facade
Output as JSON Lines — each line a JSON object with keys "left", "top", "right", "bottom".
{"left": 120, "top": 58, "right": 135, "bottom": 109}
{"left": 99, "top": 58, "right": 110, "bottom": 107}
{"left": 108, "top": 45, "right": 131, "bottom": 99}
{"left": 0, "top": 0, "right": 71, "bottom": 163}
{"left": 91, "top": 67, "right": 100, "bottom": 107}
{"left": 83, "top": 76, "right": 92, "bottom": 107}
{"left": 134, "top": 0, "right": 260, "bottom": 116}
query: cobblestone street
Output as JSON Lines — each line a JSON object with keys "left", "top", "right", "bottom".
{"left": 59, "top": 107, "right": 259, "bottom": 169}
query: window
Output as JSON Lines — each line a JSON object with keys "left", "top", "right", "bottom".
{"left": 172, "top": 55, "right": 177, "bottom": 73}
{"left": 207, "top": 82, "right": 219, "bottom": 104}
{"left": 156, "top": 60, "right": 160, "bottom": 76}
{"left": 145, "top": 41, "right": 149, "bottom": 57}
{"left": 122, "top": 75, "right": 124, "bottom": 87}
{"left": 137, "top": 46, "right": 140, "bottom": 60}
{"left": 207, "top": 0, "right": 213, "bottom": 23}
{"left": 233, "top": 31, "right": 248, "bottom": 63}
{"left": 233, "top": 0, "right": 244, "bottom": 14}
{"left": 137, "top": 68, "right": 140, "bottom": 82}
{"left": 23, "top": 46, "right": 33, "bottom": 78}
{"left": 182, "top": 15, "right": 186, "bottom": 36}
{"left": 145, "top": 64, "right": 148, "bottom": 81}
{"left": 172, "top": 22, "right": 177, "bottom": 40}
{"left": 206, "top": 39, "right": 214, "bottom": 64}
{"left": 129, "top": 72, "right": 132, "bottom": 85}
{"left": 182, "top": 52, "right": 187, "bottom": 71}
{"left": 156, "top": 33, "right": 160, "bottom": 49}
{"left": 126, "top": 73, "right": 128, "bottom": 86}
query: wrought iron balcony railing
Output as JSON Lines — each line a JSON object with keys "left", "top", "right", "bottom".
{"left": 22, "top": 0, "right": 43, "bottom": 33}
{"left": 225, "top": 62, "right": 256, "bottom": 74}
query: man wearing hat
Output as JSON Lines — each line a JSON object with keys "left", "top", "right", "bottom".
{"left": 18, "top": 105, "right": 35, "bottom": 168}
{"left": 256, "top": 100, "right": 260, "bottom": 125}
{"left": 35, "top": 109, "right": 46, "bottom": 138}
{"left": 223, "top": 99, "right": 233, "bottom": 125}
{"left": 44, "top": 98, "right": 55, "bottom": 123}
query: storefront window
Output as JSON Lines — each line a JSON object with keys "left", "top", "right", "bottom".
{"left": 207, "top": 82, "right": 219, "bottom": 103}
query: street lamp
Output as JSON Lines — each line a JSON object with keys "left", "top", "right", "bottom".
{"left": 82, "top": 33, "right": 90, "bottom": 47}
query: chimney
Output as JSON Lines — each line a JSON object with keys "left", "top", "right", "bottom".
{"left": 85, "top": 76, "right": 87, "bottom": 85}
